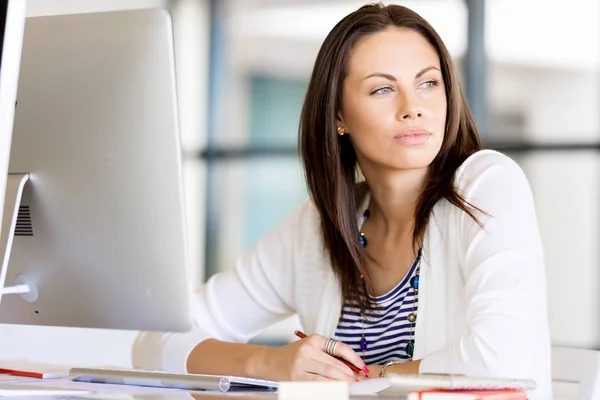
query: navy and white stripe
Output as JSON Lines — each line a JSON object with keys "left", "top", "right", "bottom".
{"left": 334, "top": 254, "right": 420, "bottom": 366}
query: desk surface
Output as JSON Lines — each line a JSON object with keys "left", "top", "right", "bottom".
{"left": 0, "top": 379, "right": 385, "bottom": 400}
{"left": 1, "top": 376, "right": 375, "bottom": 399}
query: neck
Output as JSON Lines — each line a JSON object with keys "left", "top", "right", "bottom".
{"left": 362, "top": 166, "right": 428, "bottom": 237}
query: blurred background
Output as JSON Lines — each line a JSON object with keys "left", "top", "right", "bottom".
{"left": 174, "top": 0, "right": 599, "bottom": 349}
{"left": 12, "top": 0, "right": 599, "bottom": 363}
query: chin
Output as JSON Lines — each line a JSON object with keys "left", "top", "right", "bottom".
{"left": 389, "top": 148, "right": 439, "bottom": 171}
{"left": 393, "top": 161, "right": 433, "bottom": 171}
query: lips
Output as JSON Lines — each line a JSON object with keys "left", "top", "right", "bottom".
{"left": 394, "top": 128, "right": 431, "bottom": 139}
{"left": 394, "top": 129, "right": 431, "bottom": 144}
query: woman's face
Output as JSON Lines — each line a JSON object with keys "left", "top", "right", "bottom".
{"left": 338, "top": 27, "right": 447, "bottom": 172}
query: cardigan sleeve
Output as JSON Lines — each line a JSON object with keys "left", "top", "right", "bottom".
{"left": 419, "top": 151, "right": 550, "bottom": 379}
{"left": 132, "top": 199, "right": 315, "bottom": 373}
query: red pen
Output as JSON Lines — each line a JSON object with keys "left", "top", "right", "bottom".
{"left": 294, "top": 330, "right": 368, "bottom": 376}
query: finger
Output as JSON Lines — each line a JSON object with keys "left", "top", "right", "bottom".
{"left": 311, "top": 351, "right": 365, "bottom": 380}
{"left": 303, "top": 373, "right": 335, "bottom": 381}
{"left": 299, "top": 337, "right": 363, "bottom": 381}
{"left": 306, "top": 335, "right": 368, "bottom": 376}
{"left": 328, "top": 341, "right": 369, "bottom": 375}
{"left": 308, "top": 335, "right": 367, "bottom": 373}
{"left": 308, "top": 359, "right": 358, "bottom": 383}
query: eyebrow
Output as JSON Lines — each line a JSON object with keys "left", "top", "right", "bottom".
{"left": 363, "top": 66, "right": 440, "bottom": 81}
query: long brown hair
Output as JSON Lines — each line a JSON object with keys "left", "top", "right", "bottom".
{"left": 299, "top": 3, "right": 483, "bottom": 307}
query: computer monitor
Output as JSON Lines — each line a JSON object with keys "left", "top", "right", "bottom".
{"left": 0, "top": 0, "right": 26, "bottom": 266}
{"left": 0, "top": 7, "right": 193, "bottom": 332}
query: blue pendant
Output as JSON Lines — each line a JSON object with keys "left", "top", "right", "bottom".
{"left": 360, "top": 337, "right": 367, "bottom": 351}
{"left": 410, "top": 275, "right": 419, "bottom": 290}
{"left": 359, "top": 233, "right": 368, "bottom": 247}
{"left": 363, "top": 209, "right": 370, "bottom": 218}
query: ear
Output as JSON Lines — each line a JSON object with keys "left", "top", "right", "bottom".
{"left": 336, "top": 110, "right": 348, "bottom": 134}
{"left": 336, "top": 109, "right": 345, "bottom": 124}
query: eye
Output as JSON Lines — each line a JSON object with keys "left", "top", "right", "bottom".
{"left": 371, "top": 86, "right": 394, "bottom": 95}
{"left": 418, "top": 79, "right": 440, "bottom": 89}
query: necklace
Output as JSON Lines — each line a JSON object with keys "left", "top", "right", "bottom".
{"left": 359, "top": 208, "right": 420, "bottom": 360}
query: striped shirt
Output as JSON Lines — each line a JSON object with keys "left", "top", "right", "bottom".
{"left": 333, "top": 252, "right": 421, "bottom": 366}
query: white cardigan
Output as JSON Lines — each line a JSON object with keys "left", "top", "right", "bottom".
{"left": 133, "top": 150, "right": 552, "bottom": 399}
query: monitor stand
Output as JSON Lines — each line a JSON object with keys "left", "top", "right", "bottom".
{"left": 0, "top": 173, "right": 37, "bottom": 303}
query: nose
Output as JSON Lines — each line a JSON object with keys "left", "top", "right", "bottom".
{"left": 397, "top": 91, "right": 423, "bottom": 121}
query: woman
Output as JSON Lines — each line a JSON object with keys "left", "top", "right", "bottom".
{"left": 134, "top": 3, "right": 552, "bottom": 398}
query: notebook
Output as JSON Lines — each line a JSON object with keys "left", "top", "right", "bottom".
{"left": 407, "top": 389, "right": 527, "bottom": 399}
{"left": 349, "top": 374, "right": 536, "bottom": 397}
{"left": 0, "top": 361, "right": 71, "bottom": 379}
{"left": 69, "top": 367, "right": 278, "bottom": 393}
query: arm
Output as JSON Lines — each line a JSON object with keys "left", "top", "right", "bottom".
{"left": 419, "top": 153, "right": 550, "bottom": 378}
{"left": 133, "top": 201, "right": 306, "bottom": 373}
{"left": 367, "top": 360, "right": 421, "bottom": 378}
{"left": 132, "top": 200, "right": 367, "bottom": 382}
{"left": 186, "top": 339, "right": 269, "bottom": 378}
{"left": 187, "top": 336, "right": 366, "bottom": 382}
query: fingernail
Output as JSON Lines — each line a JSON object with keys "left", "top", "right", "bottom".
{"left": 362, "top": 366, "right": 370, "bottom": 374}
{"left": 354, "top": 379, "right": 359, "bottom": 382}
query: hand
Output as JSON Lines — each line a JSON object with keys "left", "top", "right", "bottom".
{"left": 258, "top": 334, "right": 369, "bottom": 382}
{"left": 366, "top": 364, "right": 382, "bottom": 378}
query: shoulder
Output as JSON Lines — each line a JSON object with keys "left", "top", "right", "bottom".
{"left": 453, "top": 149, "right": 531, "bottom": 196}
{"left": 287, "top": 197, "right": 321, "bottom": 231}
{"left": 435, "top": 149, "right": 537, "bottom": 236}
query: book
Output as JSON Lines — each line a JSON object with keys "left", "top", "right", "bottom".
{"left": 349, "top": 374, "right": 535, "bottom": 397}
{"left": 388, "top": 374, "right": 536, "bottom": 392}
{"left": 0, "top": 361, "right": 71, "bottom": 379}
{"left": 408, "top": 389, "right": 528, "bottom": 399}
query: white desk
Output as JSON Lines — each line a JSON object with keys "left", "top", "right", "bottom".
{"left": 0, "top": 375, "right": 381, "bottom": 399}
{"left": 2, "top": 374, "right": 579, "bottom": 400}
{"left": 0, "top": 375, "right": 276, "bottom": 399}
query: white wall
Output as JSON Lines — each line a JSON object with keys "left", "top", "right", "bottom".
{"left": 524, "top": 152, "right": 600, "bottom": 350}
{"left": 518, "top": 69, "right": 600, "bottom": 350}
{"left": 491, "top": 64, "right": 600, "bottom": 349}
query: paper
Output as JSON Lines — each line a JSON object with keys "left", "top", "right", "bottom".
{"left": 0, "top": 383, "right": 92, "bottom": 397}
{"left": 0, "top": 375, "right": 38, "bottom": 383}
{"left": 278, "top": 381, "right": 348, "bottom": 400}
{"left": 8, "top": 378, "right": 195, "bottom": 396}
{"left": 349, "top": 378, "right": 392, "bottom": 395}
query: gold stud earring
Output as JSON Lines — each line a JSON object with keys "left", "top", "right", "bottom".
{"left": 337, "top": 126, "right": 346, "bottom": 136}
